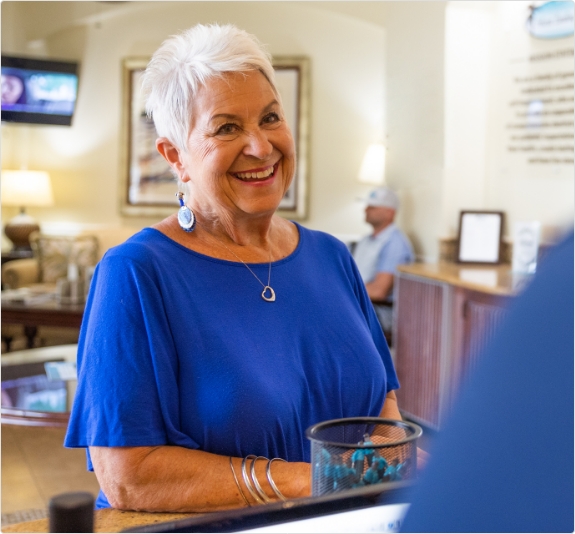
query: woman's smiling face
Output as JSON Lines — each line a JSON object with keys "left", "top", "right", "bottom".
{"left": 179, "top": 70, "right": 295, "bottom": 220}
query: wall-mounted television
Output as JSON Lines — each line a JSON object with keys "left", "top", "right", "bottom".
{"left": 1, "top": 55, "right": 79, "bottom": 126}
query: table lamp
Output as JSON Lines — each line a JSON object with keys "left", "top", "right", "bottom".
{"left": 358, "top": 142, "right": 386, "bottom": 185}
{"left": 1, "top": 169, "right": 54, "bottom": 251}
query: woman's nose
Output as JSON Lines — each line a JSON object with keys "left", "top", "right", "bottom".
{"left": 242, "top": 128, "right": 273, "bottom": 160}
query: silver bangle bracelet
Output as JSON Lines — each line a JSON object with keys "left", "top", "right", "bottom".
{"left": 266, "top": 458, "right": 288, "bottom": 501}
{"left": 229, "top": 456, "right": 250, "bottom": 507}
{"left": 241, "top": 455, "right": 266, "bottom": 505}
{"left": 250, "top": 456, "right": 273, "bottom": 503}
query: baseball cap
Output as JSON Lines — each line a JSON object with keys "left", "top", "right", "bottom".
{"left": 362, "top": 187, "right": 400, "bottom": 210}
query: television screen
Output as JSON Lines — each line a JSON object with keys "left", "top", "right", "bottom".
{"left": 1, "top": 55, "right": 79, "bottom": 126}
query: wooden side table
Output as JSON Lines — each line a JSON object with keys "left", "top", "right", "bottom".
{"left": 1, "top": 300, "right": 84, "bottom": 349}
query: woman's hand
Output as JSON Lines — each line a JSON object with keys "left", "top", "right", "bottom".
{"left": 90, "top": 445, "right": 311, "bottom": 513}
{"left": 378, "top": 391, "right": 429, "bottom": 471}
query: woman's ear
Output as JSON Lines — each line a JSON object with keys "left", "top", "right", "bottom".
{"left": 156, "top": 138, "right": 189, "bottom": 182}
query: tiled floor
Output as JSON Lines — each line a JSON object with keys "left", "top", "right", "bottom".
{"left": 1, "top": 424, "right": 100, "bottom": 527}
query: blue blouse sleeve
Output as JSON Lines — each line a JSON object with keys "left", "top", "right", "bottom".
{"left": 64, "top": 250, "right": 200, "bottom": 453}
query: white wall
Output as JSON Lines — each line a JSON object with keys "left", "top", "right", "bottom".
{"left": 1, "top": 1, "right": 385, "bottom": 246}
{"left": 381, "top": 1, "right": 573, "bottom": 261}
{"left": 443, "top": 1, "right": 574, "bottom": 246}
{"left": 483, "top": 1, "right": 574, "bottom": 243}
{"left": 381, "top": 1, "right": 447, "bottom": 262}
{"left": 443, "top": 2, "right": 492, "bottom": 238}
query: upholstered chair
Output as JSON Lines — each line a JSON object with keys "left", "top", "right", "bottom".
{"left": 2, "top": 234, "right": 99, "bottom": 352}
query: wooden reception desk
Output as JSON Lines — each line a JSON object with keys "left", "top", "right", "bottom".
{"left": 2, "top": 509, "right": 204, "bottom": 533}
{"left": 393, "top": 262, "right": 529, "bottom": 430}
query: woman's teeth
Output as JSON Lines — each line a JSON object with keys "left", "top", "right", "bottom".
{"left": 235, "top": 166, "right": 275, "bottom": 180}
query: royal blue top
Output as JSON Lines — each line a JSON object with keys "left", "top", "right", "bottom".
{"left": 64, "top": 223, "right": 399, "bottom": 508}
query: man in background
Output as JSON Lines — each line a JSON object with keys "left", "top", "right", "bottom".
{"left": 352, "top": 187, "right": 414, "bottom": 336}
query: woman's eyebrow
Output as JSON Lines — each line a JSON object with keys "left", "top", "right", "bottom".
{"left": 208, "top": 100, "right": 280, "bottom": 123}
{"left": 261, "top": 100, "right": 280, "bottom": 113}
{"left": 209, "top": 113, "right": 239, "bottom": 123}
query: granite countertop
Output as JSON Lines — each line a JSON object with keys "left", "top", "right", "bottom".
{"left": 398, "top": 262, "right": 530, "bottom": 296}
{"left": 2, "top": 508, "right": 205, "bottom": 533}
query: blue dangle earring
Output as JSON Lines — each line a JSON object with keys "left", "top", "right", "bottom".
{"left": 176, "top": 192, "right": 196, "bottom": 232}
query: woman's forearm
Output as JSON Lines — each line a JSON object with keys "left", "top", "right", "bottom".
{"left": 90, "top": 445, "right": 311, "bottom": 512}
{"left": 379, "top": 390, "right": 402, "bottom": 420}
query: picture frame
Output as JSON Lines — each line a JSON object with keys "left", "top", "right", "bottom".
{"left": 119, "top": 56, "right": 310, "bottom": 220}
{"left": 456, "top": 211, "right": 505, "bottom": 264}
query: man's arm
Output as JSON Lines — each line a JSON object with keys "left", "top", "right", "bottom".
{"left": 365, "top": 272, "right": 394, "bottom": 302}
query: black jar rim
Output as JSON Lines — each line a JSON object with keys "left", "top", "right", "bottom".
{"left": 306, "top": 416, "right": 422, "bottom": 449}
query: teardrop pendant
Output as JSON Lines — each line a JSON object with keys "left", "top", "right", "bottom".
{"left": 261, "top": 286, "right": 276, "bottom": 302}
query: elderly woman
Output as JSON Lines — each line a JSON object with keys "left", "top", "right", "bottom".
{"left": 65, "top": 23, "right": 402, "bottom": 512}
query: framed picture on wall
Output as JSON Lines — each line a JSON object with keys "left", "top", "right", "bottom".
{"left": 456, "top": 210, "right": 505, "bottom": 264}
{"left": 119, "top": 56, "right": 310, "bottom": 220}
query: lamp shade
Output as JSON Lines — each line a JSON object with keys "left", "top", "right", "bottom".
{"left": 358, "top": 143, "right": 386, "bottom": 185}
{"left": 1, "top": 170, "right": 54, "bottom": 207}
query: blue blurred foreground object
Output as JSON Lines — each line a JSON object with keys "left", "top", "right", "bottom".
{"left": 402, "top": 230, "right": 574, "bottom": 533}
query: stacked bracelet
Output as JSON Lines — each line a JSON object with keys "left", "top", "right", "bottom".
{"left": 229, "top": 456, "right": 250, "bottom": 507}
{"left": 241, "top": 455, "right": 267, "bottom": 504}
{"left": 266, "top": 458, "right": 288, "bottom": 501}
{"left": 250, "top": 456, "right": 273, "bottom": 503}
{"left": 232, "top": 454, "right": 288, "bottom": 505}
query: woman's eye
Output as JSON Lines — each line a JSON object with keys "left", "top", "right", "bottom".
{"left": 216, "top": 123, "right": 238, "bottom": 135}
{"left": 262, "top": 112, "right": 280, "bottom": 125}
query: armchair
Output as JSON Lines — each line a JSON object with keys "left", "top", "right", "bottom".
{"left": 1, "top": 258, "right": 39, "bottom": 290}
{"left": 3, "top": 233, "right": 99, "bottom": 289}
{"left": 2, "top": 227, "right": 137, "bottom": 352}
{"left": 2, "top": 234, "right": 98, "bottom": 352}
{"left": 2, "top": 226, "right": 139, "bottom": 289}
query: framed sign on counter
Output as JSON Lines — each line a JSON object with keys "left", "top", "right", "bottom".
{"left": 457, "top": 211, "right": 505, "bottom": 264}
{"left": 119, "top": 56, "right": 310, "bottom": 220}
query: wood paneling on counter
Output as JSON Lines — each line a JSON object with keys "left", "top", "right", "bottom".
{"left": 395, "top": 276, "right": 444, "bottom": 428}
{"left": 394, "top": 263, "right": 520, "bottom": 429}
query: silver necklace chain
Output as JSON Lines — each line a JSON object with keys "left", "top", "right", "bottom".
{"left": 196, "top": 221, "right": 276, "bottom": 302}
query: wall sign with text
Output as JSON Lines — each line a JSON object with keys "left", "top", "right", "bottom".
{"left": 526, "top": 1, "right": 574, "bottom": 40}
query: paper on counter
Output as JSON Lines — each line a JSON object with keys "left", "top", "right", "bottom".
{"left": 459, "top": 269, "right": 498, "bottom": 288}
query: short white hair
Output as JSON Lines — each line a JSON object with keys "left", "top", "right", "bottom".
{"left": 142, "top": 23, "right": 278, "bottom": 152}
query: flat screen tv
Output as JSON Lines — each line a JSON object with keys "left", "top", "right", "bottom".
{"left": 1, "top": 55, "right": 79, "bottom": 126}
